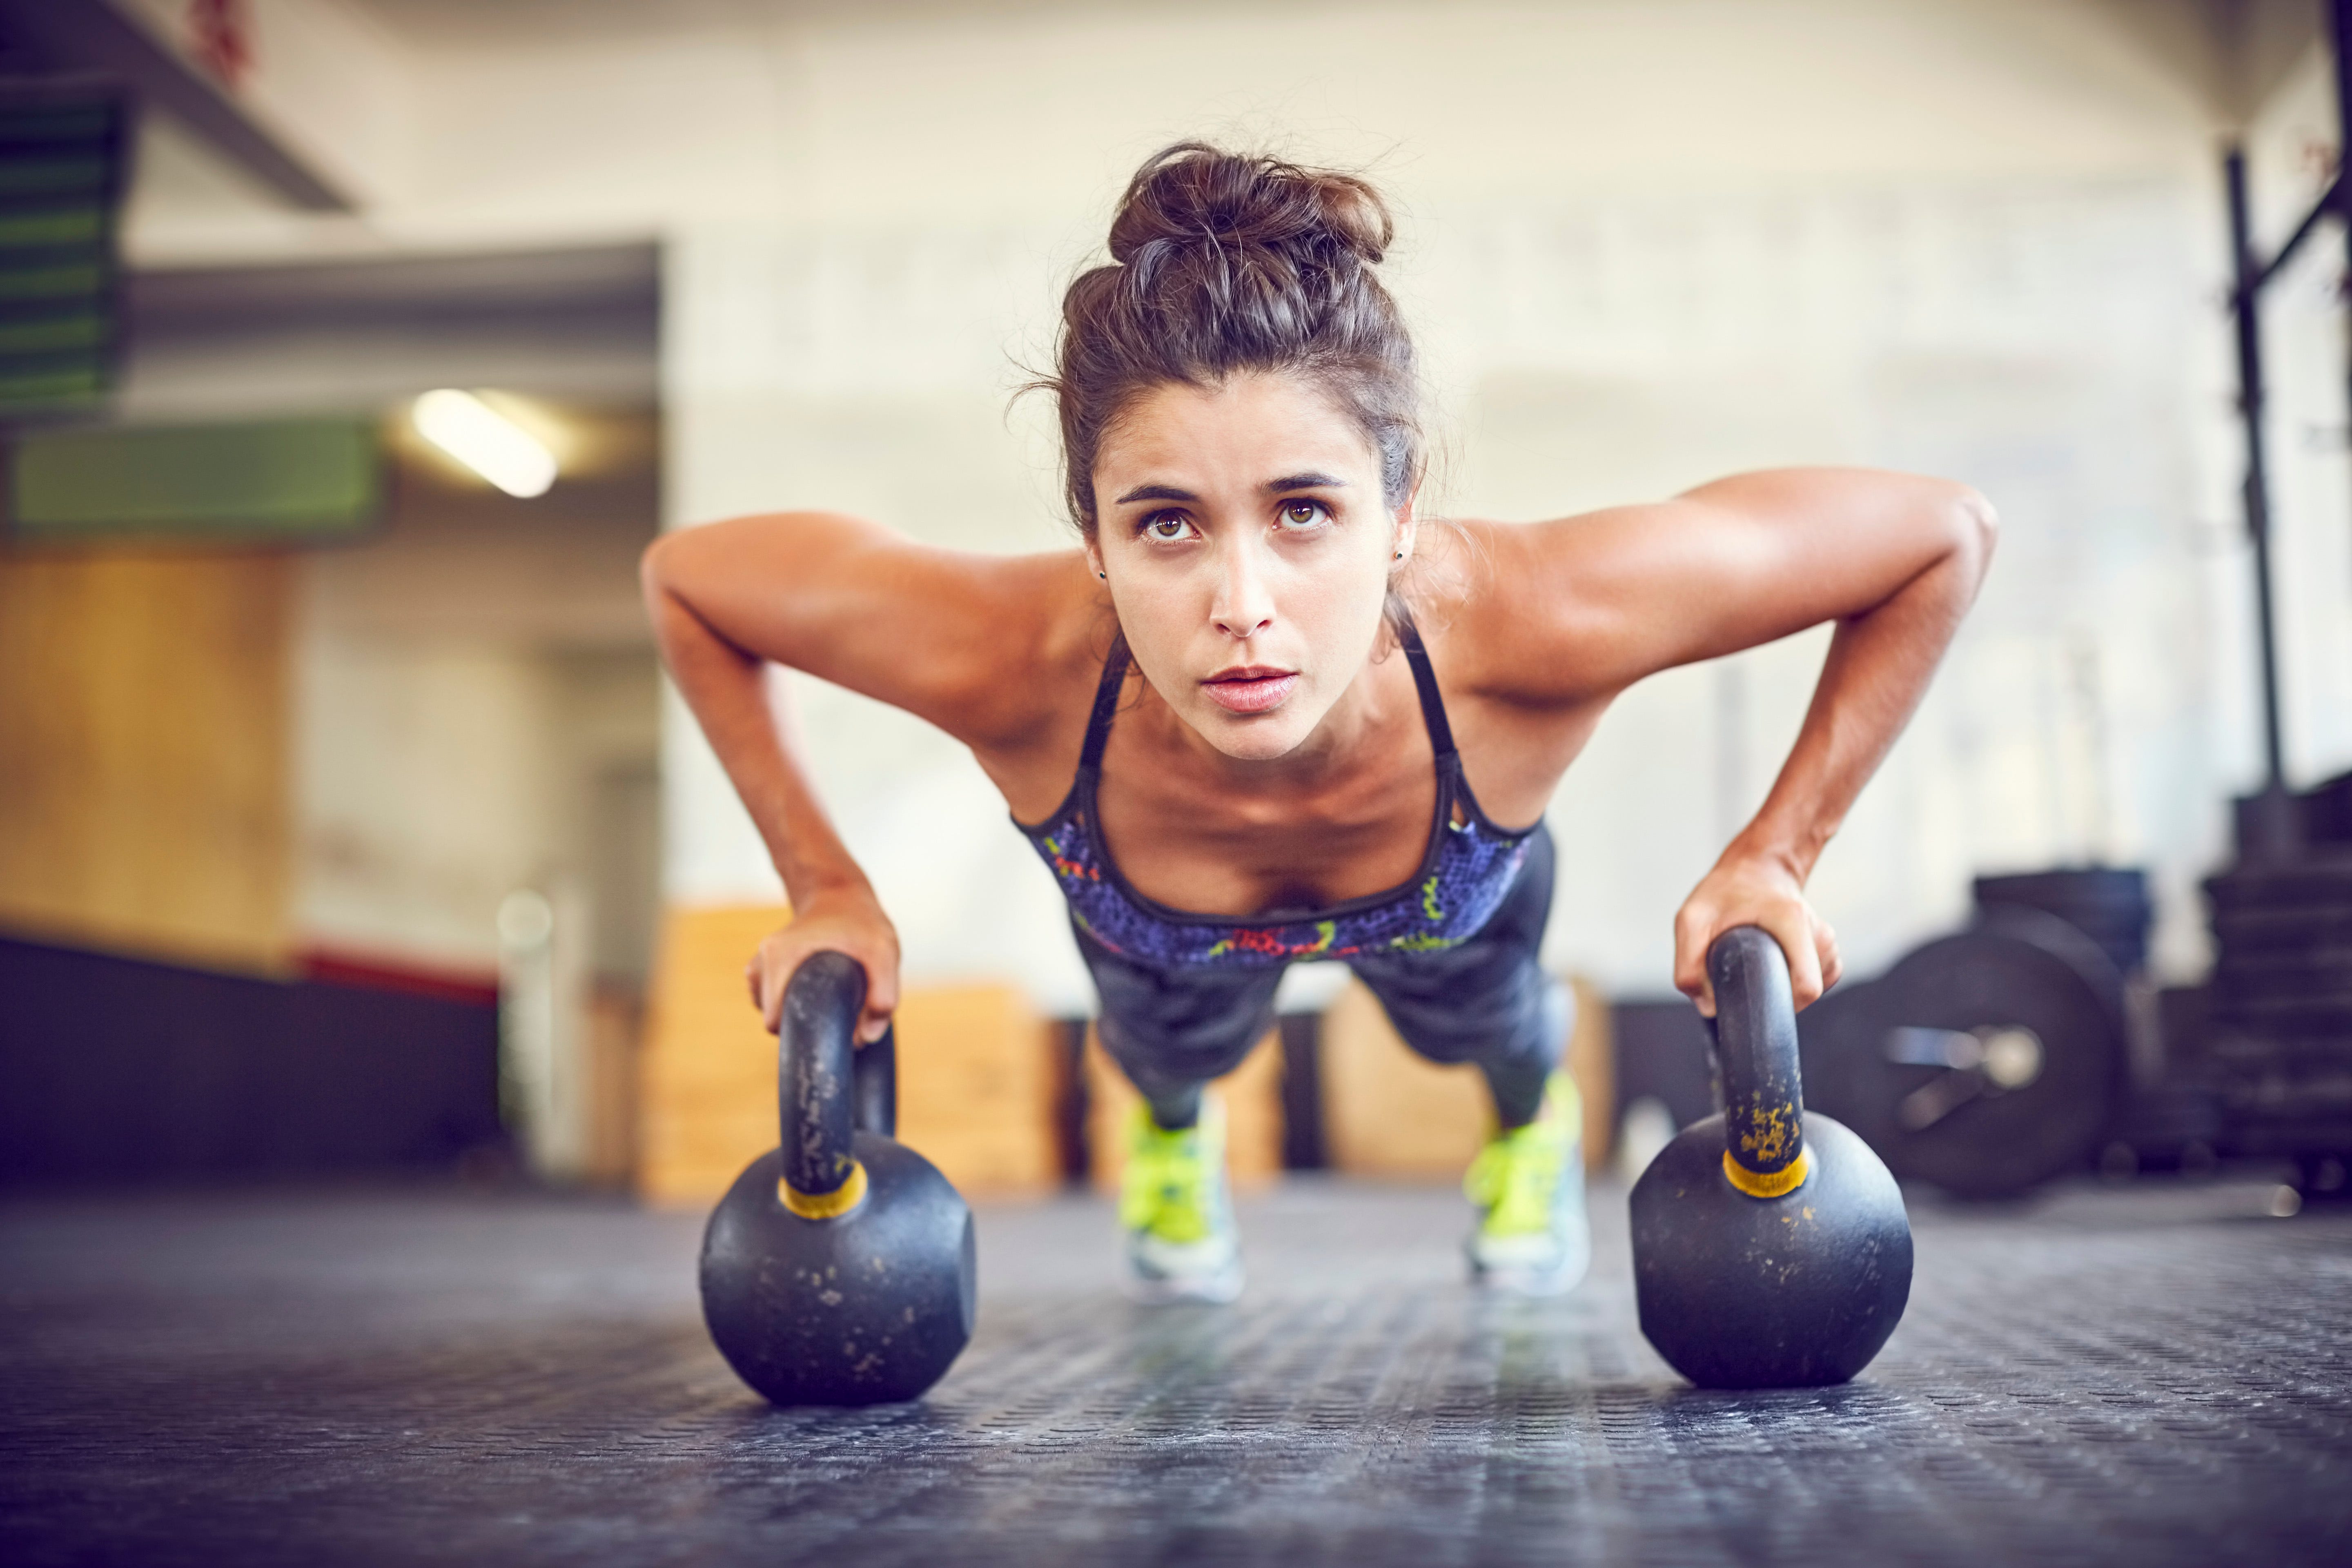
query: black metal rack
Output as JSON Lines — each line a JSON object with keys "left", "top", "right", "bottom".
{"left": 2207, "top": 1, "right": 2352, "bottom": 1187}
{"left": 2223, "top": 0, "right": 2352, "bottom": 859}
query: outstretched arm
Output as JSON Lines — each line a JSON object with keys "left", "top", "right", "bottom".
{"left": 641, "top": 511, "right": 1084, "bottom": 1039}
{"left": 1474, "top": 468, "right": 1998, "bottom": 1011}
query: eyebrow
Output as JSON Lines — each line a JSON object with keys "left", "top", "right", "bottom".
{"left": 1111, "top": 473, "right": 1349, "bottom": 506}
{"left": 1113, "top": 483, "right": 1196, "bottom": 505}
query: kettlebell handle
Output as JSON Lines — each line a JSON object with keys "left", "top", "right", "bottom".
{"left": 777, "top": 951, "right": 898, "bottom": 1220}
{"left": 1706, "top": 927, "right": 1810, "bottom": 1199}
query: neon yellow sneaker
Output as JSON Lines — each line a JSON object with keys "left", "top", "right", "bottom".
{"left": 1118, "top": 1093, "right": 1243, "bottom": 1304}
{"left": 1463, "top": 1071, "right": 1590, "bottom": 1296}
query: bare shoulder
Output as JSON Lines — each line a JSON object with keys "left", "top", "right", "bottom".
{"left": 1407, "top": 514, "right": 1627, "bottom": 709}
{"left": 1414, "top": 470, "right": 1990, "bottom": 707}
{"left": 644, "top": 510, "right": 1112, "bottom": 750}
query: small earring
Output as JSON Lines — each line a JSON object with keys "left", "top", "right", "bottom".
{"left": 1096, "top": 570, "right": 1106, "bottom": 580}
{"left": 1394, "top": 550, "right": 1403, "bottom": 560}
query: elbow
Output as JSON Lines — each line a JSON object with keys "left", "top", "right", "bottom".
{"left": 1945, "top": 484, "right": 1998, "bottom": 588}
{"left": 639, "top": 530, "right": 675, "bottom": 598}
{"left": 640, "top": 529, "right": 693, "bottom": 616}
{"left": 639, "top": 532, "right": 704, "bottom": 654}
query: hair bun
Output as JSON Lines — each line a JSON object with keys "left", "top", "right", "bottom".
{"left": 1107, "top": 142, "right": 1392, "bottom": 270}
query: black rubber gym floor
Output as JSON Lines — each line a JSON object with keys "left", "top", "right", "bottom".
{"left": 2, "top": 1178, "right": 2348, "bottom": 1567}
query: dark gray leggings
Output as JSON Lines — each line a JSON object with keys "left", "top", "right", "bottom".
{"left": 1078, "top": 825, "right": 1566, "bottom": 1131}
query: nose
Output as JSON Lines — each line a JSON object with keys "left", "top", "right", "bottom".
{"left": 1210, "top": 535, "right": 1275, "bottom": 641}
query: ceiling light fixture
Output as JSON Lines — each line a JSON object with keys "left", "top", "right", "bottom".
{"left": 412, "top": 389, "right": 557, "bottom": 498}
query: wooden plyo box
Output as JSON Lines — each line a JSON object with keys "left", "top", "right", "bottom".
{"left": 0, "top": 550, "right": 294, "bottom": 973}
{"left": 637, "top": 904, "right": 1060, "bottom": 1205}
{"left": 1319, "top": 974, "right": 1614, "bottom": 1180}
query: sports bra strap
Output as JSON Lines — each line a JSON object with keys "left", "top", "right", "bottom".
{"left": 1077, "top": 633, "right": 1131, "bottom": 773}
{"left": 1395, "top": 616, "right": 1459, "bottom": 760}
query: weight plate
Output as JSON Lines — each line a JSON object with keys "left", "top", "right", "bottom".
{"left": 2301, "top": 770, "right": 2352, "bottom": 846}
{"left": 1798, "top": 907, "right": 2126, "bottom": 1200}
{"left": 1973, "top": 869, "right": 2152, "bottom": 977}
{"left": 2210, "top": 902, "right": 2352, "bottom": 956}
{"left": 2228, "top": 1118, "right": 2352, "bottom": 1157}
{"left": 1973, "top": 867, "right": 2149, "bottom": 909}
{"left": 2205, "top": 860, "right": 2352, "bottom": 915}
{"left": 2205, "top": 991, "right": 2352, "bottom": 1033}
{"left": 2211, "top": 945, "right": 2352, "bottom": 997}
{"left": 2207, "top": 1019, "right": 2352, "bottom": 1060}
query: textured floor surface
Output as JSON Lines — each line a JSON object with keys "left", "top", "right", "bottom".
{"left": 2, "top": 1176, "right": 2349, "bottom": 1567}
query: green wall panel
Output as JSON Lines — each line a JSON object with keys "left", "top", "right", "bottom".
{"left": 8, "top": 419, "right": 383, "bottom": 543}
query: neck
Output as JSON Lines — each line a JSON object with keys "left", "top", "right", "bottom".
{"left": 1139, "top": 639, "right": 1415, "bottom": 793}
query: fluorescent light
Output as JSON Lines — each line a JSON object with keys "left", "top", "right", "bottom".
{"left": 412, "top": 389, "right": 557, "bottom": 498}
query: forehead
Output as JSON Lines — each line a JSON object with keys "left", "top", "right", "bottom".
{"left": 1096, "top": 372, "right": 1377, "bottom": 483}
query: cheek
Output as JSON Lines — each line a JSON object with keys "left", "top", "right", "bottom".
{"left": 1103, "top": 574, "right": 1193, "bottom": 684}
{"left": 1291, "top": 535, "right": 1394, "bottom": 632}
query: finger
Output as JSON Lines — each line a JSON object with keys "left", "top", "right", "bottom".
{"left": 857, "top": 966, "right": 899, "bottom": 1044}
{"left": 1817, "top": 920, "right": 1843, "bottom": 993}
{"left": 1673, "top": 906, "right": 1716, "bottom": 1016}
{"left": 760, "top": 957, "right": 788, "bottom": 1033}
{"left": 1678, "top": 960, "right": 1716, "bottom": 1017}
{"left": 1773, "top": 909, "right": 1825, "bottom": 1010}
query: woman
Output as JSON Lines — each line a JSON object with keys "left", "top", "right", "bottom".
{"left": 645, "top": 143, "right": 1996, "bottom": 1303}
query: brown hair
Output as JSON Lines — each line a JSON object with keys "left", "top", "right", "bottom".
{"left": 1041, "top": 142, "right": 1423, "bottom": 539}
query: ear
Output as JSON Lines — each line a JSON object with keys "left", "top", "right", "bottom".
{"left": 1084, "top": 539, "right": 1106, "bottom": 581}
{"left": 1392, "top": 487, "right": 1420, "bottom": 564}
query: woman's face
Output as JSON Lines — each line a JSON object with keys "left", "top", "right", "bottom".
{"left": 1088, "top": 371, "right": 1412, "bottom": 764}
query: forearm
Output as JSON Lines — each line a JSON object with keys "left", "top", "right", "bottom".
{"left": 644, "top": 567, "right": 871, "bottom": 908}
{"left": 1731, "top": 511, "right": 1991, "bottom": 880}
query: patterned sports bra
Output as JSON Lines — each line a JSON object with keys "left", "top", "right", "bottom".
{"left": 1016, "top": 617, "right": 1539, "bottom": 968}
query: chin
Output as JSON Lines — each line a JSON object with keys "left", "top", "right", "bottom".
{"left": 1194, "top": 704, "right": 1314, "bottom": 762}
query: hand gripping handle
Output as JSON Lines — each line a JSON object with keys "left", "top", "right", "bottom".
{"left": 1706, "top": 927, "right": 1811, "bottom": 1199}
{"left": 777, "top": 952, "right": 898, "bottom": 1219}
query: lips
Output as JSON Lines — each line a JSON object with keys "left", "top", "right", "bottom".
{"left": 1201, "top": 666, "right": 1298, "bottom": 715}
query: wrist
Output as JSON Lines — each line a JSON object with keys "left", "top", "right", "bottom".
{"left": 1722, "top": 821, "right": 1827, "bottom": 884}
{"left": 782, "top": 862, "right": 875, "bottom": 911}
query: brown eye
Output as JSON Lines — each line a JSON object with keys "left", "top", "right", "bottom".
{"left": 1281, "top": 500, "right": 1326, "bottom": 527}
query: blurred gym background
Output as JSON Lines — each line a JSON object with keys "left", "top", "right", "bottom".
{"left": 0, "top": 0, "right": 2346, "bottom": 1212}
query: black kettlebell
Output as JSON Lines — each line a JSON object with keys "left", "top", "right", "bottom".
{"left": 699, "top": 951, "right": 976, "bottom": 1405}
{"left": 1629, "top": 926, "right": 1912, "bottom": 1388}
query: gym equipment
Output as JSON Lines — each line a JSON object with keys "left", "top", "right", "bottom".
{"left": 1973, "top": 867, "right": 2151, "bottom": 978}
{"left": 1630, "top": 927, "right": 1912, "bottom": 1389}
{"left": 1800, "top": 906, "right": 2130, "bottom": 1200}
{"left": 2203, "top": 855, "right": 2352, "bottom": 1173}
{"left": 699, "top": 951, "right": 976, "bottom": 1406}
{"left": 2203, "top": 2, "right": 2352, "bottom": 1185}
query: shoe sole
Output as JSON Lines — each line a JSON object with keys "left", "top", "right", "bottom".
{"left": 1468, "top": 1259, "right": 1586, "bottom": 1298}
{"left": 1122, "top": 1265, "right": 1245, "bottom": 1306}
{"left": 1468, "top": 1230, "right": 1591, "bottom": 1298}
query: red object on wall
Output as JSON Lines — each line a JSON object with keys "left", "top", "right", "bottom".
{"left": 187, "top": 0, "right": 254, "bottom": 90}
{"left": 301, "top": 947, "right": 502, "bottom": 1009}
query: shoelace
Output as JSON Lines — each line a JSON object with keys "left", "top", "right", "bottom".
{"left": 1465, "top": 1118, "right": 1568, "bottom": 1237}
{"left": 1120, "top": 1124, "right": 1216, "bottom": 1243}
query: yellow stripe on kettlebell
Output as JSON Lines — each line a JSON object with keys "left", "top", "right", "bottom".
{"left": 1722, "top": 1148, "right": 1811, "bottom": 1199}
{"left": 780, "top": 1160, "right": 869, "bottom": 1220}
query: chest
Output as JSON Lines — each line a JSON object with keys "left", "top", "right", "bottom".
{"left": 1091, "top": 708, "right": 1442, "bottom": 917}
